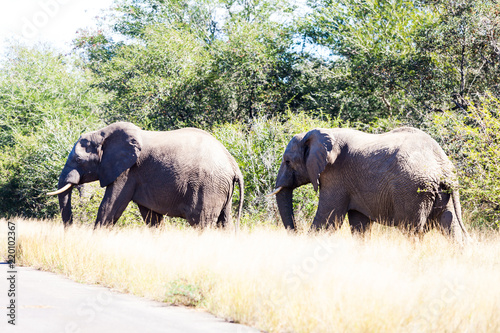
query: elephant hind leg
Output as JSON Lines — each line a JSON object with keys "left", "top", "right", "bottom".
{"left": 437, "top": 200, "right": 465, "bottom": 244}
{"left": 187, "top": 207, "right": 219, "bottom": 228}
{"left": 431, "top": 185, "right": 467, "bottom": 243}
{"left": 216, "top": 201, "right": 232, "bottom": 228}
{"left": 348, "top": 210, "right": 372, "bottom": 235}
{"left": 392, "top": 190, "right": 434, "bottom": 238}
{"left": 138, "top": 204, "right": 163, "bottom": 227}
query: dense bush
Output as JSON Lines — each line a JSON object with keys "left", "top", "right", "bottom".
{"left": 0, "top": 46, "right": 105, "bottom": 218}
{"left": 427, "top": 93, "right": 500, "bottom": 228}
{"left": 212, "top": 113, "right": 333, "bottom": 225}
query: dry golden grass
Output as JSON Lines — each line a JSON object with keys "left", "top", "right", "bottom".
{"left": 1, "top": 218, "right": 500, "bottom": 332}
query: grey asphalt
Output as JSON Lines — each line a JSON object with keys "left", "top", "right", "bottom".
{"left": 1, "top": 267, "right": 261, "bottom": 333}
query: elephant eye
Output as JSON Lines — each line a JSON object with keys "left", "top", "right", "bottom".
{"left": 285, "top": 159, "right": 291, "bottom": 166}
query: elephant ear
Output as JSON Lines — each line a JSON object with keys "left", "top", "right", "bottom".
{"left": 99, "top": 123, "right": 143, "bottom": 187}
{"left": 303, "top": 129, "right": 337, "bottom": 192}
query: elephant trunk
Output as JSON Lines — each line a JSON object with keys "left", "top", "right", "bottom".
{"left": 58, "top": 186, "right": 74, "bottom": 226}
{"left": 56, "top": 167, "right": 80, "bottom": 226}
{"left": 276, "top": 188, "right": 296, "bottom": 230}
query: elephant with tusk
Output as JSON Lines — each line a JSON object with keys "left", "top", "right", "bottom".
{"left": 48, "top": 122, "right": 244, "bottom": 229}
{"left": 270, "top": 127, "right": 470, "bottom": 244}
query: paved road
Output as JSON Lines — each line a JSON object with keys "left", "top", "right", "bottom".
{"left": 1, "top": 267, "right": 261, "bottom": 333}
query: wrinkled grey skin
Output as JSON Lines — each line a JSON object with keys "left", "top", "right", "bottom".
{"left": 274, "top": 127, "right": 469, "bottom": 243}
{"left": 54, "top": 122, "right": 243, "bottom": 228}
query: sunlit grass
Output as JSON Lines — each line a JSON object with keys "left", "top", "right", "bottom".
{"left": 1, "top": 218, "right": 499, "bottom": 332}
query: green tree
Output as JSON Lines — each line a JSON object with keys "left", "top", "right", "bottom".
{"left": 415, "top": 0, "right": 500, "bottom": 111}
{"left": 74, "top": 0, "right": 303, "bottom": 129}
{"left": 299, "top": 0, "right": 437, "bottom": 121}
{"left": 300, "top": 0, "right": 500, "bottom": 121}
{"left": 429, "top": 93, "right": 500, "bottom": 228}
{"left": 89, "top": 26, "right": 215, "bottom": 129}
{"left": 0, "top": 45, "right": 106, "bottom": 218}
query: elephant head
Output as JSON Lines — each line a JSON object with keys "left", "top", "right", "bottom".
{"left": 48, "top": 122, "right": 142, "bottom": 226}
{"left": 272, "top": 129, "right": 338, "bottom": 230}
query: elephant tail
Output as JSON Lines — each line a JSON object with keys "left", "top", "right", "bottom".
{"left": 234, "top": 173, "right": 244, "bottom": 234}
{"left": 451, "top": 187, "right": 471, "bottom": 243}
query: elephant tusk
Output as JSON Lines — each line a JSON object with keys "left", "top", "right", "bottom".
{"left": 267, "top": 186, "right": 283, "bottom": 196}
{"left": 47, "top": 183, "right": 73, "bottom": 196}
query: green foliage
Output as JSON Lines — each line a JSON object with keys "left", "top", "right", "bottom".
{"left": 72, "top": 29, "right": 119, "bottom": 74}
{"left": 299, "top": 0, "right": 438, "bottom": 121}
{"left": 414, "top": 0, "right": 500, "bottom": 112}
{"left": 299, "top": 0, "right": 500, "bottom": 122}
{"left": 0, "top": 45, "right": 106, "bottom": 218}
{"left": 209, "top": 20, "right": 299, "bottom": 121}
{"left": 110, "top": 0, "right": 222, "bottom": 41}
{"left": 74, "top": 0, "right": 302, "bottom": 129}
{"left": 427, "top": 93, "right": 500, "bottom": 228}
{"left": 212, "top": 113, "right": 338, "bottom": 224}
{"left": 90, "top": 25, "right": 214, "bottom": 129}
{"left": 82, "top": 22, "right": 301, "bottom": 129}
{"left": 305, "top": 0, "right": 432, "bottom": 57}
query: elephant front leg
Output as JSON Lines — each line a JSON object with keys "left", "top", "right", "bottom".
{"left": 95, "top": 182, "right": 134, "bottom": 227}
{"left": 311, "top": 190, "right": 348, "bottom": 231}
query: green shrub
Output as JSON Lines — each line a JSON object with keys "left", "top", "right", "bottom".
{"left": 0, "top": 45, "right": 106, "bottom": 218}
{"left": 212, "top": 112, "right": 339, "bottom": 227}
{"left": 427, "top": 93, "right": 500, "bottom": 229}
